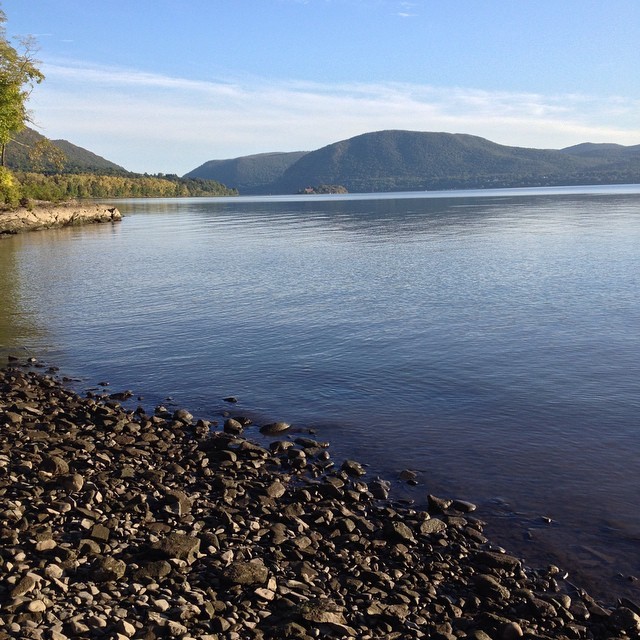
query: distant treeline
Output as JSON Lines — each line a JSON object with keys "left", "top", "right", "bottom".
{"left": 12, "top": 172, "right": 238, "bottom": 201}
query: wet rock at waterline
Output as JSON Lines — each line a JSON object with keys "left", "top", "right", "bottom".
{"left": 0, "top": 201, "right": 122, "bottom": 234}
{"left": 0, "top": 359, "right": 638, "bottom": 639}
{"left": 259, "top": 420, "right": 291, "bottom": 435}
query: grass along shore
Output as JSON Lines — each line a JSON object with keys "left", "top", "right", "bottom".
{"left": 1, "top": 357, "right": 640, "bottom": 639}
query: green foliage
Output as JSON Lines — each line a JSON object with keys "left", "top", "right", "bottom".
{"left": 28, "top": 138, "right": 67, "bottom": 172}
{"left": 0, "top": 164, "right": 19, "bottom": 203}
{"left": 14, "top": 172, "right": 237, "bottom": 201}
{"left": 185, "top": 151, "right": 308, "bottom": 194}
{"left": 191, "top": 131, "right": 640, "bottom": 195}
{"left": 4, "top": 126, "right": 128, "bottom": 173}
{"left": 298, "top": 184, "right": 348, "bottom": 194}
{"left": 0, "top": 9, "right": 44, "bottom": 164}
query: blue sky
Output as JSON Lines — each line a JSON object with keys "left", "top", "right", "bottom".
{"left": 3, "top": 0, "right": 639, "bottom": 174}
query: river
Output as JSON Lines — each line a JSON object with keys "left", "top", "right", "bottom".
{"left": 1, "top": 184, "right": 639, "bottom": 604}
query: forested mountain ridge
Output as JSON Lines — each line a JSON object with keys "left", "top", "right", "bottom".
{"left": 2, "top": 128, "right": 237, "bottom": 201}
{"left": 5, "top": 127, "right": 127, "bottom": 173}
{"left": 185, "top": 151, "right": 308, "bottom": 194}
{"left": 184, "top": 130, "right": 640, "bottom": 194}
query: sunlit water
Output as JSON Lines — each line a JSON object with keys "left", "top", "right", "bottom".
{"left": 2, "top": 184, "right": 639, "bottom": 603}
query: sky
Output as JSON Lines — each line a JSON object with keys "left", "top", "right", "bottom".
{"left": 2, "top": 0, "right": 640, "bottom": 175}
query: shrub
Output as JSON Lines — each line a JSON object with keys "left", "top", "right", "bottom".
{"left": 0, "top": 166, "right": 21, "bottom": 205}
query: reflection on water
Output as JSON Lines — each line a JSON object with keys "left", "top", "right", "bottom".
{"left": 2, "top": 185, "right": 640, "bottom": 604}
{"left": 0, "top": 235, "right": 48, "bottom": 352}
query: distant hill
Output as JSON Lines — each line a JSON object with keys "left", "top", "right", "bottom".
{"left": 559, "top": 141, "right": 640, "bottom": 167}
{"left": 185, "top": 130, "right": 640, "bottom": 194}
{"left": 49, "top": 138, "right": 128, "bottom": 173}
{"left": 185, "top": 151, "right": 308, "bottom": 194}
{"left": 560, "top": 142, "right": 629, "bottom": 157}
{"left": 3, "top": 128, "right": 237, "bottom": 200}
{"left": 5, "top": 127, "right": 128, "bottom": 174}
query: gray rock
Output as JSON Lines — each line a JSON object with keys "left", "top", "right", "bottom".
{"left": 61, "top": 473, "right": 85, "bottom": 492}
{"left": 341, "top": 459, "right": 366, "bottom": 476}
{"left": 428, "top": 494, "right": 452, "bottom": 512}
{"left": 223, "top": 559, "right": 269, "bottom": 585}
{"left": 297, "top": 598, "right": 346, "bottom": 624}
{"left": 265, "top": 480, "right": 286, "bottom": 498}
{"left": 90, "top": 523, "right": 110, "bottom": 542}
{"left": 173, "top": 408, "right": 193, "bottom": 423}
{"left": 153, "top": 532, "right": 201, "bottom": 564}
{"left": 224, "top": 418, "right": 244, "bottom": 434}
{"left": 383, "top": 521, "right": 416, "bottom": 544}
{"left": 399, "top": 468, "right": 418, "bottom": 483}
{"left": 133, "top": 560, "right": 172, "bottom": 580}
{"left": 165, "top": 489, "right": 192, "bottom": 517}
{"left": 116, "top": 619, "right": 136, "bottom": 637}
{"left": 476, "top": 550, "right": 521, "bottom": 571}
{"left": 94, "top": 556, "right": 126, "bottom": 582}
{"left": 501, "top": 621, "right": 524, "bottom": 639}
{"left": 260, "top": 421, "right": 291, "bottom": 435}
{"left": 42, "top": 455, "right": 69, "bottom": 475}
{"left": 11, "top": 575, "right": 37, "bottom": 597}
{"left": 368, "top": 478, "right": 390, "bottom": 500}
{"left": 27, "top": 599, "right": 47, "bottom": 612}
{"left": 474, "top": 574, "right": 511, "bottom": 601}
{"left": 420, "top": 517, "right": 447, "bottom": 535}
{"left": 452, "top": 499, "right": 477, "bottom": 512}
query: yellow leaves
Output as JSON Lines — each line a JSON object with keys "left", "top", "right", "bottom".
{"left": 0, "top": 165, "right": 20, "bottom": 204}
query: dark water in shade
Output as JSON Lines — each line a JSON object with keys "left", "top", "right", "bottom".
{"left": 1, "top": 184, "right": 639, "bottom": 604}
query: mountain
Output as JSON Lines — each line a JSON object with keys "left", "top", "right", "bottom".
{"left": 3, "top": 128, "right": 237, "bottom": 200}
{"left": 559, "top": 141, "right": 640, "bottom": 167}
{"left": 185, "top": 151, "right": 308, "bottom": 194}
{"left": 275, "top": 130, "right": 580, "bottom": 193}
{"left": 560, "top": 142, "right": 629, "bottom": 157}
{"left": 184, "top": 130, "right": 640, "bottom": 194}
{"left": 5, "top": 127, "right": 128, "bottom": 174}
{"left": 49, "top": 138, "right": 127, "bottom": 173}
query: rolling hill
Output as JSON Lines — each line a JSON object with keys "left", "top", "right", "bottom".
{"left": 4, "top": 127, "right": 128, "bottom": 174}
{"left": 2, "top": 128, "right": 238, "bottom": 200}
{"left": 184, "top": 130, "right": 640, "bottom": 194}
{"left": 185, "top": 151, "right": 308, "bottom": 194}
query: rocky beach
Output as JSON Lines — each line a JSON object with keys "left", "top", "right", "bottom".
{"left": 0, "top": 202, "right": 121, "bottom": 235}
{"left": 1, "top": 358, "right": 639, "bottom": 640}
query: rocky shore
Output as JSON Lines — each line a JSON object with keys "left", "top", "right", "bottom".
{"left": 0, "top": 202, "right": 121, "bottom": 235}
{"left": 1, "top": 359, "right": 639, "bottom": 639}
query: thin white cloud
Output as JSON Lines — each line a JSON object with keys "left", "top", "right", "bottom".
{"left": 397, "top": 0, "right": 417, "bottom": 16}
{"left": 29, "top": 60, "right": 640, "bottom": 175}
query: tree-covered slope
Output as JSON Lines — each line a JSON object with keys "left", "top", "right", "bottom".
{"left": 273, "top": 130, "right": 606, "bottom": 193}
{"left": 2, "top": 128, "right": 237, "bottom": 202}
{"left": 50, "top": 138, "right": 127, "bottom": 173}
{"left": 184, "top": 151, "right": 308, "bottom": 194}
{"left": 186, "top": 130, "right": 640, "bottom": 195}
{"left": 5, "top": 127, "right": 128, "bottom": 173}
{"left": 560, "top": 142, "right": 640, "bottom": 168}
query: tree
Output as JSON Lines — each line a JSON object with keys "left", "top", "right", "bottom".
{"left": 28, "top": 138, "right": 67, "bottom": 172}
{"left": 0, "top": 7, "right": 44, "bottom": 166}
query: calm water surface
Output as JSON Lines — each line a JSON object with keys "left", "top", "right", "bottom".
{"left": 1, "top": 185, "right": 639, "bottom": 603}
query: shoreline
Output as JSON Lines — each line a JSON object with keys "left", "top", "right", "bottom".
{"left": 1, "top": 357, "right": 639, "bottom": 639}
{"left": 0, "top": 201, "right": 121, "bottom": 235}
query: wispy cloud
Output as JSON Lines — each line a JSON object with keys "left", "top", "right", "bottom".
{"left": 397, "top": 0, "right": 417, "bottom": 17}
{"left": 30, "top": 59, "right": 640, "bottom": 174}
